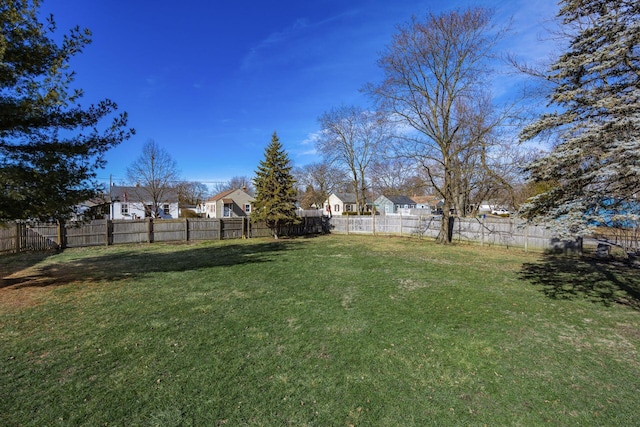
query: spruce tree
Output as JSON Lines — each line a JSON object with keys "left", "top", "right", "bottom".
{"left": 0, "top": 1, "right": 133, "bottom": 221}
{"left": 252, "top": 132, "right": 299, "bottom": 239}
{"left": 520, "top": 0, "right": 640, "bottom": 236}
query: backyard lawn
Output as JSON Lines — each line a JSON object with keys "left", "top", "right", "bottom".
{"left": 1, "top": 235, "right": 639, "bottom": 426}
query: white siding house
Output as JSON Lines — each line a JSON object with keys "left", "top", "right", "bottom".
{"left": 109, "top": 185, "right": 179, "bottom": 220}
{"left": 323, "top": 193, "right": 358, "bottom": 216}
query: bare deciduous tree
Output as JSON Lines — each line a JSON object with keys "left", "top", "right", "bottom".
{"left": 175, "top": 181, "right": 209, "bottom": 213}
{"left": 294, "top": 161, "right": 349, "bottom": 210}
{"left": 365, "top": 7, "right": 511, "bottom": 243}
{"left": 126, "top": 139, "right": 180, "bottom": 218}
{"left": 369, "top": 158, "right": 427, "bottom": 197}
{"left": 316, "top": 105, "right": 393, "bottom": 214}
{"left": 211, "top": 176, "right": 255, "bottom": 196}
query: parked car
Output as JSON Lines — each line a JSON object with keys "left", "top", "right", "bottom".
{"left": 491, "top": 208, "right": 510, "bottom": 216}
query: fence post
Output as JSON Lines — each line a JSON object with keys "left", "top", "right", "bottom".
{"left": 185, "top": 218, "right": 189, "bottom": 242}
{"left": 372, "top": 212, "right": 376, "bottom": 236}
{"left": 57, "top": 221, "right": 66, "bottom": 249}
{"left": 15, "top": 222, "right": 22, "bottom": 253}
{"left": 220, "top": 219, "right": 224, "bottom": 240}
{"left": 147, "top": 218, "right": 153, "bottom": 243}
{"left": 524, "top": 223, "right": 529, "bottom": 252}
{"left": 105, "top": 219, "right": 109, "bottom": 246}
{"left": 481, "top": 215, "right": 485, "bottom": 247}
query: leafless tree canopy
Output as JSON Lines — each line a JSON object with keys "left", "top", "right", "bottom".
{"left": 294, "top": 161, "right": 349, "bottom": 209}
{"left": 365, "top": 7, "right": 512, "bottom": 242}
{"left": 316, "top": 105, "right": 393, "bottom": 214}
{"left": 126, "top": 139, "right": 180, "bottom": 218}
{"left": 212, "top": 176, "right": 255, "bottom": 196}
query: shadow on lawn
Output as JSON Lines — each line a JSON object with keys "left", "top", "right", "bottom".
{"left": 519, "top": 254, "right": 640, "bottom": 309}
{"left": 0, "top": 240, "right": 290, "bottom": 290}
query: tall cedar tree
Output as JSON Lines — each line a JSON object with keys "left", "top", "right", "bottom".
{"left": 520, "top": 0, "right": 640, "bottom": 237}
{"left": 0, "top": 0, "right": 133, "bottom": 221}
{"left": 252, "top": 132, "right": 299, "bottom": 239}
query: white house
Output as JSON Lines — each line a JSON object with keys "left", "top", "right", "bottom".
{"left": 411, "top": 195, "right": 443, "bottom": 214}
{"left": 109, "top": 185, "right": 179, "bottom": 220}
{"left": 323, "top": 193, "right": 358, "bottom": 215}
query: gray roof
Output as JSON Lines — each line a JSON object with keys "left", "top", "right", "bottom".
{"left": 382, "top": 195, "right": 416, "bottom": 205}
{"left": 333, "top": 193, "right": 357, "bottom": 203}
{"left": 109, "top": 185, "right": 179, "bottom": 203}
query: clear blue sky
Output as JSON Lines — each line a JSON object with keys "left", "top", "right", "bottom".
{"left": 40, "top": 0, "right": 558, "bottom": 188}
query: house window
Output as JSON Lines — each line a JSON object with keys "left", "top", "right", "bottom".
{"left": 121, "top": 203, "right": 129, "bottom": 215}
{"left": 223, "top": 204, "right": 232, "bottom": 217}
{"left": 334, "top": 204, "right": 340, "bottom": 212}
{"left": 163, "top": 204, "right": 170, "bottom": 215}
{"left": 244, "top": 204, "right": 251, "bottom": 213}
{"left": 346, "top": 204, "right": 352, "bottom": 212}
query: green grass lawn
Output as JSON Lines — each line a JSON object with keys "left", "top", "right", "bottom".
{"left": 1, "top": 235, "right": 639, "bottom": 426}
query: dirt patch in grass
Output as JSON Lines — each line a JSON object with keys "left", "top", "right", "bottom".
{"left": 0, "top": 263, "right": 82, "bottom": 310}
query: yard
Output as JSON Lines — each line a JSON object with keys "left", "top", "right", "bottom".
{"left": 1, "top": 235, "right": 639, "bottom": 425}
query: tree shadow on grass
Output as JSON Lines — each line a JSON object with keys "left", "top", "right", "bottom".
{"left": 0, "top": 240, "right": 290, "bottom": 291}
{"left": 519, "top": 254, "right": 640, "bottom": 309}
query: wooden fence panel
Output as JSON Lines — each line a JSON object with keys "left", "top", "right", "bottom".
{"left": 221, "top": 218, "right": 244, "bottom": 239}
{"left": 153, "top": 219, "right": 188, "bottom": 242}
{"left": 188, "top": 219, "right": 220, "bottom": 240}
{"left": 65, "top": 220, "right": 108, "bottom": 247}
{"left": 329, "top": 215, "right": 558, "bottom": 251}
{"left": 249, "top": 221, "right": 272, "bottom": 238}
{"left": 111, "top": 220, "right": 149, "bottom": 245}
{"left": 23, "top": 227, "right": 59, "bottom": 251}
{"left": 0, "top": 215, "right": 324, "bottom": 254}
{"left": 0, "top": 224, "right": 17, "bottom": 253}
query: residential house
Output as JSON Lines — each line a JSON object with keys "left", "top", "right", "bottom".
{"left": 109, "top": 185, "right": 179, "bottom": 220}
{"left": 204, "top": 188, "right": 254, "bottom": 219}
{"left": 374, "top": 195, "right": 416, "bottom": 215}
{"left": 71, "top": 196, "right": 110, "bottom": 221}
{"left": 478, "top": 202, "right": 496, "bottom": 214}
{"left": 179, "top": 203, "right": 206, "bottom": 218}
{"left": 411, "top": 195, "right": 444, "bottom": 214}
{"left": 324, "top": 193, "right": 358, "bottom": 215}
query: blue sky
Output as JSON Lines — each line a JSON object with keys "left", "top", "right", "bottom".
{"left": 40, "top": 0, "right": 559, "bottom": 188}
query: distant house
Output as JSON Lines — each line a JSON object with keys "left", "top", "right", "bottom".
{"left": 71, "top": 197, "right": 110, "bottom": 221}
{"left": 411, "top": 195, "right": 443, "bottom": 214}
{"left": 374, "top": 195, "right": 416, "bottom": 215}
{"left": 204, "top": 188, "right": 254, "bottom": 219}
{"left": 179, "top": 204, "right": 206, "bottom": 218}
{"left": 109, "top": 185, "right": 179, "bottom": 220}
{"left": 324, "top": 193, "right": 358, "bottom": 215}
{"left": 478, "top": 202, "right": 497, "bottom": 214}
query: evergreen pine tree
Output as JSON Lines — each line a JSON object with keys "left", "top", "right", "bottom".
{"left": 520, "top": 0, "right": 640, "bottom": 236}
{"left": 0, "top": 1, "right": 133, "bottom": 221}
{"left": 252, "top": 132, "right": 299, "bottom": 239}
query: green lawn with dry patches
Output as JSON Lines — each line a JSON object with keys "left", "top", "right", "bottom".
{"left": 1, "top": 235, "right": 639, "bottom": 425}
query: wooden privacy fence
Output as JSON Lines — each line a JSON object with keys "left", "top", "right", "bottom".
{"left": 328, "top": 214, "right": 559, "bottom": 251}
{"left": 0, "top": 216, "right": 327, "bottom": 253}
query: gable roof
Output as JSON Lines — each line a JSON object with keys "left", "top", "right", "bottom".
{"left": 109, "top": 185, "right": 178, "bottom": 203}
{"left": 206, "top": 189, "right": 236, "bottom": 202}
{"left": 411, "top": 195, "right": 443, "bottom": 206}
{"left": 206, "top": 188, "right": 254, "bottom": 203}
{"left": 381, "top": 195, "right": 416, "bottom": 205}
{"left": 331, "top": 193, "right": 357, "bottom": 203}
